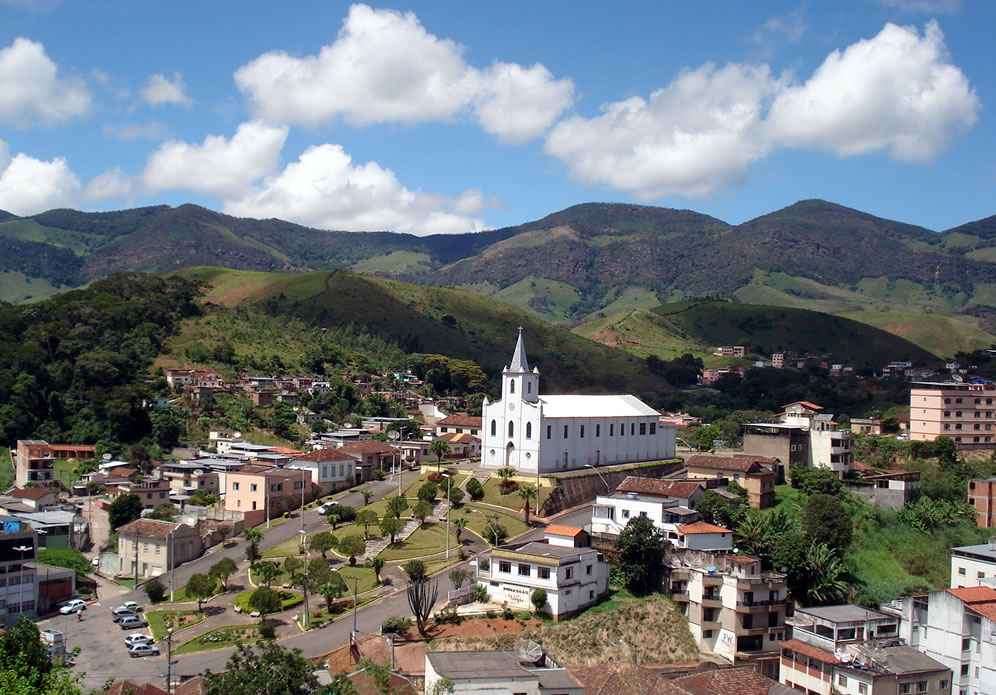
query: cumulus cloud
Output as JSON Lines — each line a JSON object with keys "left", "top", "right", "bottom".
{"left": 0, "top": 37, "right": 90, "bottom": 125}
{"left": 766, "top": 20, "right": 978, "bottom": 161}
{"left": 141, "top": 72, "right": 192, "bottom": 107}
{"left": 223, "top": 143, "right": 482, "bottom": 235}
{"left": 234, "top": 4, "right": 573, "bottom": 142}
{"left": 142, "top": 120, "right": 288, "bottom": 197}
{"left": 0, "top": 140, "right": 81, "bottom": 215}
{"left": 545, "top": 21, "right": 978, "bottom": 198}
{"left": 84, "top": 167, "right": 133, "bottom": 201}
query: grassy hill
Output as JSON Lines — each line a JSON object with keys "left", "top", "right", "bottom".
{"left": 180, "top": 268, "right": 673, "bottom": 400}
{"left": 575, "top": 298, "right": 941, "bottom": 367}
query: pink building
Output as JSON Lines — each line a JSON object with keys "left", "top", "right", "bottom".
{"left": 910, "top": 381, "right": 996, "bottom": 450}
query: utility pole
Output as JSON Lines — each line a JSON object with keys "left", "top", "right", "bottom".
{"left": 168, "top": 525, "right": 175, "bottom": 603}
{"left": 165, "top": 628, "right": 174, "bottom": 695}
{"left": 444, "top": 473, "right": 451, "bottom": 560}
{"left": 351, "top": 577, "right": 358, "bottom": 637}
{"left": 134, "top": 531, "right": 139, "bottom": 587}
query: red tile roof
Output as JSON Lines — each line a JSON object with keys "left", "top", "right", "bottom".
{"left": 670, "top": 666, "right": 787, "bottom": 695}
{"left": 294, "top": 448, "right": 356, "bottom": 462}
{"left": 545, "top": 524, "right": 584, "bottom": 537}
{"left": 614, "top": 476, "right": 704, "bottom": 500}
{"left": 780, "top": 639, "right": 840, "bottom": 665}
{"left": 677, "top": 521, "right": 731, "bottom": 535}
{"left": 438, "top": 432, "right": 480, "bottom": 444}
{"left": 782, "top": 401, "right": 823, "bottom": 411}
{"left": 437, "top": 414, "right": 482, "bottom": 428}
{"left": 947, "top": 586, "right": 996, "bottom": 604}
{"left": 116, "top": 518, "right": 183, "bottom": 540}
{"left": 48, "top": 443, "right": 97, "bottom": 454}
{"left": 106, "top": 681, "right": 167, "bottom": 695}
{"left": 338, "top": 441, "right": 398, "bottom": 457}
{"left": 9, "top": 486, "right": 55, "bottom": 500}
{"left": 685, "top": 455, "right": 776, "bottom": 474}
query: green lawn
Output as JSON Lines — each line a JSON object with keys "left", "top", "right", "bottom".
{"left": 422, "top": 557, "right": 462, "bottom": 577}
{"left": 762, "top": 484, "right": 805, "bottom": 516}
{"left": 233, "top": 588, "right": 303, "bottom": 613}
{"left": 336, "top": 566, "right": 378, "bottom": 595}
{"left": 53, "top": 459, "right": 81, "bottom": 487}
{"left": 584, "top": 586, "right": 640, "bottom": 615}
{"left": 449, "top": 504, "right": 529, "bottom": 542}
{"left": 379, "top": 522, "right": 457, "bottom": 562}
{"left": 0, "top": 448, "right": 13, "bottom": 491}
{"left": 146, "top": 609, "right": 205, "bottom": 640}
{"left": 481, "top": 478, "right": 550, "bottom": 512}
{"left": 175, "top": 625, "right": 259, "bottom": 655}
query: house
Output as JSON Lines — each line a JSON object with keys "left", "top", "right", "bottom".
{"left": 424, "top": 651, "right": 584, "bottom": 695}
{"left": 117, "top": 518, "right": 203, "bottom": 580}
{"left": 850, "top": 417, "right": 884, "bottom": 435}
{"left": 14, "top": 440, "right": 96, "bottom": 487}
{"left": 106, "top": 681, "right": 168, "bottom": 695}
{"left": 5, "top": 486, "right": 60, "bottom": 511}
{"left": 394, "top": 440, "right": 430, "bottom": 466}
{"left": 701, "top": 367, "right": 745, "bottom": 385}
{"left": 741, "top": 403, "right": 852, "bottom": 481}
{"left": 481, "top": 329, "right": 676, "bottom": 473}
{"left": 663, "top": 666, "right": 795, "bottom": 695}
{"left": 684, "top": 455, "right": 776, "bottom": 509}
{"left": 316, "top": 429, "right": 372, "bottom": 448}
{"left": 968, "top": 478, "right": 996, "bottom": 528}
{"left": 338, "top": 441, "right": 401, "bottom": 481}
{"left": 287, "top": 448, "right": 357, "bottom": 492}
{"left": 158, "top": 461, "right": 220, "bottom": 499}
{"left": 613, "top": 476, "right": 706, "bottom": 508}
{"left": 544, "top": 525, "right": 589, "bottom": 548}
{"left": 436, "top": 413, "right": 482, "bottom": 436}
{"left": 910, "top": 381, "right": 996, "bottom": 450}
{"left": 109, "top": 477, "right": 171, "bottom": 509}
{"left": 668, "top": 551, "right": 788, "bottom": 670}
{"left": 714, "top": 346, "right": 747, "bottom": 358}
{"left": 950, "top": 542, "right": 996, "bottom": 587}
{"left": 787, "top": 604, "right": 901, "bottom": 652}
{"left": 771, "top": 353, "right": 785, "bottom": 369}
{"left": 591, "top": 485, "right": 727, "bottom": 551}
{"left": 473, "top": 529, "right": 609, "bottom": 619}
{"left": 844, "top": 462, "right": 920, "bottom": 510}
{"left": 436, "top": 432, "right": 481, "bottom": 460}
{"left": 674, "top": 521, "right": 735, "bottom": 551}
{"left": 13, "top": 510, "right": 86, "bottom": 549}
{"left": 224, "top": 465, "right": 312, "bottom": 520}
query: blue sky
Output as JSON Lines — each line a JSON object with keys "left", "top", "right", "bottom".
{"left": 0, "top": 0, "right": 993, "bottom": 233}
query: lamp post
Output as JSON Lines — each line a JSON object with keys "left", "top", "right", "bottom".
{"left": 441, "top": 473, "right": 451, "bottom": 560}
{"left": 13, "top": 544, "right": 32, "bottom": 619}
{"left": 165, "top": 627, "right": 174, "bottom": 695}
{"left": 168, "top": 524, "right": 176, "bottom": 603}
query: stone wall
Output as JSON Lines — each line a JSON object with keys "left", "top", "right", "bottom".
{"left": 539, "top": 460, "right": 683, "bottom": 516}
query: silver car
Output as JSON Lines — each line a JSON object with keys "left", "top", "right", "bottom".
{"left": 123, "top": 634, "right": 154, "bottom": 648}
{"left": 118, "top": 615, "right": 147, "bottom": 630}
{"left": 128, "top": 643, "right": 160, "bottom": 658}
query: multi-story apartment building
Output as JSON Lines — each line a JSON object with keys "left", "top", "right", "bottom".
{"left": 0, "top": 515, "right": 38, "bottom": 626}
{"left": 668, "top": 550, "right": 788, "bottom": 669}
{"left": 472, "top": 529, "right": 608, "bottom": 619}
{"left": 14, "top": 440, "right": 96, "bottom": 486}
{"left": 914, "top": 586, "right": 996, "bottom": 695}
{"left": 684, "top": 454, "right": 776, "bottom": 509}
{"left": 158, "top": 461, "right": 220, "bottom": 499}
{"left": 116, "top": 518, "right": 203, "bottom": 580}
{"left": 108, "top": 478, "right": 172, "bottom": 509}
{"left": 910, "top": 381, "right": 996, "bottom": 450}
{"left": 950, "top": 543, "right": 996, "bottom": 588}
{"left": 224, "top": 465, "right": 312, "bottom": 519}
{"left": 967, "top": 478, "right": 996, "bottom": 529}
{"left": 741, "top": 402, "right": 852, "bottom": 480}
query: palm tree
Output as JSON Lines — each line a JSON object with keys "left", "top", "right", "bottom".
{"left": 517, "top": 484, "right": 537, "bottom": 524}
{"left": 245, "top": 527, "right": 263, "bottom": 563}
{"left": 430, "top": 439, "right": 451, "bottom": 470}
{"left": 496, "top": 465, "right": 516, "bottom": 494}
{"left": 734, "top": 510, "right": 769, "bottom": 558}
{"left": 453, "top": 517, "right": 468, "bottom": 545}
{"left": 803, "top": 543, "right": 849, "bottom": 606}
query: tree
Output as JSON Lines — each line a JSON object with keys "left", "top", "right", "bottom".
{"left": 186, "top": 573, "right": 217, "bottom": 611}
{"left": 360, "top": 487, "right": 374, "bottom": 505}
{"left": 447, "top": 485, "right": 465, "bottom": 507}
{"left": 453, "top": 517, "right": 468, "bottom": 544}
{"left": 309, "top": 531, "right": 338, "bottom": 559}
{"left": 209, "top": 557, "right": 238, "bottom": 591}
{"left": 449, "top": 567, "right": 469, "bottom": 589}
{"left": 803, "top": 493, "right": 853, "bottom": 553}
{"left": 697, "top": 490, "right": 747, "bottom": 528}
{"left": 338, "top": 535, "right": 366, "bottom": 566}
{"left": 404, "top": 560, "right": 438, "bottom": 637}
{"left": 368, "top": 556, "right": 385, "bottom": 583}
{"left": 689, "top": 423, "right": 723, "bottom": 451}
{"left": 616, "top": 515, "right": 667, "bottom": 595}
{"left": 791, "top": 466, "right": 843, "bottom": 496}
{"left": 108, "top": 493, "right": 143, "bottom": 530}
{"left": 145, "top": 577, "right": 166, "bottom": 603}
{"left": 286, "top": 558, "right": 318, "bottom": 628}
{"left": 323, "top": 674, "right": 358, "bottom": 695}
{"left": 325, "top": 504, "right": 356, "bottom": 530}
{"left": 430, "top": 439, "right": 451, "bottom": 469}
{"left": 734, "top": 511, "right": 771, "bottom": 559}
{"left": 465, "top": 478, "right": 484, "bottom": 501}
{"left": 517, "top": 484, "right": 537, "bottom": 524}
{"left": 148, "top": 503, "right": 177, "bottom": 521}
{"left": 413, "top": 500, "right": 433, "bottom": 525}
{"left": 800, "top": 543, "right": 850, "bottom": 606}
{"left": 245, "top": 527, "right": 264, "bottom": 563}
{"left": 252, "top": 561, "right": 281, "bottom": 588}
{"left": 530, "top": 588, "right": 548, "bottom": 615}
{"left": 248, "top": 586, "right": 282, "bottom": 625}
{"left": 483, "top": 515, "right": 507, "bottom": 546}
{"left": 319, "top": 573, "right": 348, "bottom": 612}
{"left": 385, "top": 495, "right": 409, "bottom": 519}
{"left": 128, "top": 444, "right": 153, "bottom": 474}
{"left": 496, "top": 466, "right": 516, "bottom": 493}
{"left": 203, "top": 642, "right": 318, "bottom": 695}
{"left": 418, "top": 482, "right": 438, "bottom": 504}
{"left": 379, "top": 515, "right": 404, "bottom": 545}
{"left": 355, "top": 509, "right": 380, "bottom": 539}
{"left": 0, "top": 618, "right": 84, "bottom": 694}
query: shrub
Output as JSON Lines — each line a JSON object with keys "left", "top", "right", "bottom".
{"left": 472, "top": 584, "right": 489, "bottom": 603}
{"left": 381, "top": 616, "right": 412, "bottom": 634}
{"left": 530, "top": 588, "right": 548, "bottom": 615}
{"left": 145, "top": 578, "right": 166, "bottom": 603}
{"left": 465, "top": 478, "right": 484, "bottom": 501}
{"left": 502, "top": 606, "right": 514, "bottom": 621}
{"left": 417, "top": 482, "right": 438, "bottom": 503}
{"left": 427, "top": 472, "right": 443, "bottom": 483}
{"left": 259, "top": 621, "right": 276, "bottom": 639}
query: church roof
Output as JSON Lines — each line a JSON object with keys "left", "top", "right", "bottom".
{"left": 538, "top": 394, "right": 659, "bottom": 418}
{"left": 509, "top": 327, "right": 530, "bottom": 372}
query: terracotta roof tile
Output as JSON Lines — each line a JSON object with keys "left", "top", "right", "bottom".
{"left": 9, "top": 486, "right": 55, "bottom": 500}
{"left": 437, "top": 414, "right": 482, "bottom": 428}
{"left": 294, "top": 448, "right": 356, "bottom": 462}
{"left": 338, "top": 441, "right": 398, "bottom": 457}
{"left": 782, "top": 401, "right": 824, "bottom": 411}
{"left": 676, "top": 521, "right": 731, "bottom": 535}
{"left": 545, "top": 524, "right": 584, "bottom": 537}
{"left": 670, "top": 666, "right": 788, "bottom": 695}
{"left": 947, "top": 586, "right": 996, "bottom": 604}
{"left": 116, "top": 518, "right": 183, "bottom": 540}
{"left": 106, "top": 681, "right": 168, "bottom": 695}
{"left": 780, "top": 639, "right": 840, "bottom": 665}
{"left": 614, "top": 476, "right": 704, "bottom": 499}
{"left": 685, "top": 455, "right": 775, "bottom": 474}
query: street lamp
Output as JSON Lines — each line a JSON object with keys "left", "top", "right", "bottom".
{"left": 441, "top": 473, "right": 451, "bottom": 560}
{"left": 165, "top": 627, "right": 174, "bottom": 695}
{"left": 13, "top": 544, "right": 32, "bottom": 619}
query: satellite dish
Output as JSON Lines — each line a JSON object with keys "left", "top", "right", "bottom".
{"left": 388, "top": 430, "right": 401, "bottom": 441}
{"left": 102, "top": 454, "right": 112, "bottom": 461}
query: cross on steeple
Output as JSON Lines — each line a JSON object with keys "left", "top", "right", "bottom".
{"left": 509, "top": 326, "right": 529, "bottom": 372}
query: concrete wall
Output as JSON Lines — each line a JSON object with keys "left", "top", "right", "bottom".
{"left": 538, "top": 461, "right": 683, "bottom": 516}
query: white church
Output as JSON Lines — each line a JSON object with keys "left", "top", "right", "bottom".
{"left": 480, "top": 329, "right": 676, "bottom": 473}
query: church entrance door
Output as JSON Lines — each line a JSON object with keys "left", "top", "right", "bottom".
{"left": 505, "top": 442, "right": 515, "bottom": 469}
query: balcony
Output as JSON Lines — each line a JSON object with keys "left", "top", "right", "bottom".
{"left": 670, "top": 591, "right": 689, "bottom": 602}
{"left": 736, "top": 601, "right": 778, "bottom": 612}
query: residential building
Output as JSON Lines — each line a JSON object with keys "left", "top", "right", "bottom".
{"left": 787, "top": 604, "right": 902, "bottom": 652}
{"left": 910, "top": 381, "right": 996, "bottom": 450}
{"left": 684, "top": 454, "right": 776, "bottom": 509}
{"left": 701, "top": 366, "right": 745, "bottom": 385}
{"left": 4, "top": 486, "right": 60, "bottom": 511}
{"left": 473, "top": 529, "right": 609, "bottom": 619}
{"left": 913, "top": 586, "right": 996, "bottom": 695}
{"left": 287, "top": 449, "right": 357, "bottom": 492}
{"left": 481, "top": 329, "right": 676, "bottom": 473}
{"left": 436, "top": 414, "right": 482, "bottom": 436}
{"left": 0, "top": 515, "right": 38, "bottom": 626}
{"left": 117, "top": 518, "right": 203, "bottom": 580}
{"left": 14, "top": 440, "right": 95, "bottom": 487}
{"left": 13, "top": 510, "right": 86, "bottom": 549}
{"left": 851, "top": 418, "right": 885, "bottom": 436}
{"left": 668, "top": 551, "right": 788, "bottom": 668}
{"left": 435, "top": 432, "right": 481, "bottom": 459}
{"left": 109, "top": 478, "right": 171, "bottom": 509}
{"left": 315, "top": 429, "right": 372, "bottom": 447}
{"left": 714, "top": 346, "right": 747, "bottom": 358}
{"left": 968, "top": 478, "right": 996, "bottom": 528}
{"left": 613, "top": 476, "right": 707, "bottom": 508}
{"left": 950, "top": 543, "right": 996, "bottom": 588}
{"left": 741, "top": 423, "right": 810, "bottom": 479}
{"left": 394, "top": 440, "right": 430, "bottom": 466}
{"left": 337, "top": 441, "right": 400, "bottom": 481}
{"left": 424, "top": 650, "right": 584, "bottom": 695}
{"left": 224, "top": 465, "right": 312, "bottom": 519}
{"left": 844, "top": 462, "right": 921, "bottom": 510}
{"left": 661, "top": 666, "right": 795, "bottom": 695}
{"left": 742, "top": 402, "right": 852, "bottom": 480}
{"left": 32, "top": 562, "right": 76, "bottom": 616}
{"left": 158, "top": 461, "right": 220, "bottom": 499}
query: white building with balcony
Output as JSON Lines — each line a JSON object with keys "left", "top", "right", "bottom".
{"left": 591, "top": 487, "right": 731, "bottom": 551}
{"left": 472, "top": 529, "right": 608, "bottom": 619}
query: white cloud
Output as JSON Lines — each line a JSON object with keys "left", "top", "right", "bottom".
{"left": 752, "top": 8, "right": 807, "bottom": 46}
{"left": 141, "top": 72, "right": 192, "bottom": 107}
{"left": 545, "top": 21, "right": 978, "bottom": 198}
{"left": 767, "top": 21, "right": 979, "bottom": 161}
{"left": 84, "top": 168, "right": 133, "bottom": 201}
{"left": 0, "top": 37, "right": 90, "bottom": 126}
{"left": 0, "top": 140, "right": 81, "bottom": 215}
{"left": 142, "top": 120, "right": 288, "bottom": 197}
{"left": 881, "top": 0, "right": 960, "bottom": 13}
{"left": 545, "top": 63, "right": 781, "bottom": 198}
{"left": 223, "top": 143, "right": 482, "bottom": 235}
{"left": 234, "top": 3, "right": 573, "bottom": 142}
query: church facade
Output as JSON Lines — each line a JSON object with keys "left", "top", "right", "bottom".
{"left": 480, "top": 330, "right": 676, "bottom": 474}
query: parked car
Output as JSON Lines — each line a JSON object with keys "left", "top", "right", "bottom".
{"left": 58, "top": 599, "right": 86, "bottom": 615}
{"left": 123, "top": 634, "right": 154, "bottom": 648}
{"left": 111, "top": 607, "right": 137, "bottom": 622}
{"left": 119, "top": 601, "right": 143, "bottom": 613}
{"left": 128, "top": 643, "right": 160, "bottom": 658}
{"left": 118, "top": 615, "right": 147, "bottom": 630}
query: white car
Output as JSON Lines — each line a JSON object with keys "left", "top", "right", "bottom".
{"left": 124, "top": 634, "right": 154, "bottom": 648}
{"left": 58, "top": 599, "right": 86, "bottom": 615}
{"left": 121, "top": 601, "right": 143, "bottom": 613}
{"left": 128, "top": 643, "right": 160, "bottom": 658}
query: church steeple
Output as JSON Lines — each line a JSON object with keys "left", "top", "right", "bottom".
{"left": 509, "top": 326, "right": 530, "bottom": 373}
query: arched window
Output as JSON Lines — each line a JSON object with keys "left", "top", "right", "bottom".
{"left": 509, "top": 380, "right": 515, "bottom": 394}
{"left": 490, "top": 419, "right": 497, "bottom": 436}
{"left": 527, "top": 381, "right": 532, "bottom": 394}
{"left": 526, "top": 422, "right": 532, "bottom": 439}
{"left": 508, "top": 421, "right": 514, "bottom": 438}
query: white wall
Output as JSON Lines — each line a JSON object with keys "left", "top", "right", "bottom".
{"left": 477, "top": 551, "right": 608, "bottom": 617}
{"left": 951, "top": 554, "right": 996, "bottom": 588}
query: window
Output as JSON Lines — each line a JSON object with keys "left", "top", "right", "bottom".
{"left": 650, "top": 423, "right": 657, "bottom": 434}
{"left": 838, "top": 675, "right": 848, "bottom": 687}
{"left": 580, "top": 425, "right": 585, "bottom": 438}
{"left": 768, "top": 612, "right": 778, "bottom": 627}
{"left": 546, "top": 425, "right": 551, "bottom": 440}
{"left": 703, "top": 629, "right": 714, "bottom": 638}
{"left": 250, "top": 483, "right": 258, "bottom": 492}
{"left": 622, "top": 509, "right": 630, "bottom": 518}
{"left": 610, "top": 424, "right": 614, "bottom": 436}
{"left": 900, "top": 685, "right": 912, "bottom": 695}
{"left": 565, "top": 567, "right": 573, "bottom": 579}
{"left": 527, "top": 381, "right": 531, "bottom": 394}
{"left": 233, "top": 482, "right": 240, "bottom": 491}
{"left": 631, "top": 423, "right": 635, "bottom": 435}
{"left": 586, "top": 564, "right": 593, "bottom": 575}
{"left": 596, "top": 424, "right": 601, "bottom": 437}
{"left": 960, "top": 665, "right": 968, "bottom": 677}
{"left": 962, "top": 637, "right": 970, "bottom": 651}
{"left": 518, "top": 563, "right": 530, "bottom": 577}
{"left": 639, "top": 423, "right": 647, "bottom": 435}
{"left": 498, "top": 561, "right": 511, "bottom": 574}
{"left": 491, "top": 420, "right": 497, "bottom": 436}
{"left": 916, "top": 681, "right": 927, "bottom": 693}
{"left": 939, "top": 681, "right": 948, "bottom": 690}
{"left": 563, "top": 425, "right": 568, "bottom": 438}
{"left": 958, "top": 566, "right": 966, "bottom": 575}
{"left": 509, "top": 380, "right": 515, "bottom": 394}
{"left": 858, "top": 684, "right": 867, "bottom": 695}
{"left": 743, "top": 615, "right": 753, "bottom": 629}
{"left": 538, "top": 567, "right": 550, "bottom": 579}
{"left": 508, "top": 421, "right": 514, "bottom": 438}
{"left": 589, "top": 590, "right": 594, "bottom": 600}
{"left": 526, "top": 422, "right": 532, "bottom": 439}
